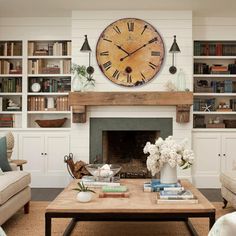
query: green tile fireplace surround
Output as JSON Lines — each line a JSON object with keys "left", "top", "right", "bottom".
{"left": 89, "top": 118, "right": 173, "bottom": 163}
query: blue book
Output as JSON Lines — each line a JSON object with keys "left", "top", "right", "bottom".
{"left": 144, "top": 180, "right": 181, "bottom": 192}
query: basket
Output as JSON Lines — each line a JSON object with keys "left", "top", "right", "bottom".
{"left": 35, "top": 118, "right": 67, "bottom": 128}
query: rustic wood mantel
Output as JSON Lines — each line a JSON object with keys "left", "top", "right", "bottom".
{"left": 68, "top": 92, "right": 193, "bottom": 123}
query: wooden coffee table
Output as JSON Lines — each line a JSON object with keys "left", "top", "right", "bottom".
{"left": 45, "top": 179, "right": 215, "bottom": 236}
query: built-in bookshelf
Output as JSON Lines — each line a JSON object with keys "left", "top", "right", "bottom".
{"left": 193, "top": 40, "right": 236, "bottom": 129}
{"left": 0, "top": 40, "right": 23, "bottom": 128}
{"left": 0, "top": 39, "right": 72, "bottom": 130}
{"left": 27, "top": 40, "right": 72, "bottom": 128}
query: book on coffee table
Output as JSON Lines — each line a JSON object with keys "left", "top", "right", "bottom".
{"left": 160, "top": 190, "right": 194, "bottom": 199}
{"left": 156, "top": 197, "right": 198, "bottom": 204}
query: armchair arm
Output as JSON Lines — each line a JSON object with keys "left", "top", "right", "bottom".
{"left": 10, "top": 163, "right": 17, "bottom": 171}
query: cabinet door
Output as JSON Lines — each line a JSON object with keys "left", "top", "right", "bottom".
{"left": 192, "top": 133, "right": 221, "bottom": 188}
{"left": 45, "top": 133, "right": 70, "bottom": 175}
{"left": 222, "top": 134, "right": 236, "bottom": 172}
{"left": 18, "top": 134, "right": 45, "bottom": 174}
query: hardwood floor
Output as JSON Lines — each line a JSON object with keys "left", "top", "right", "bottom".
{"left": 31, "top": 188, "right": 222, "bottom": 202}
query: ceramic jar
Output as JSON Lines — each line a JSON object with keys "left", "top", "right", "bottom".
{"left": 76, "top": 192, "right": 93, "bottom": 203}
{"left": 160, "top": 163, "right": 177, "bottom": 184}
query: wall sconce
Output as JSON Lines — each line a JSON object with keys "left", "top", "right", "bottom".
{"left": 80, "top": 35, "right": 94, "bottom": 78}
{"left": 169, "top": 35, "right": 181, "bottom": 74}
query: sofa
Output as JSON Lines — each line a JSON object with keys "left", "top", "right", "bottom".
{"left": 220, "top": 171, "right": 236, "bottom": 209}
{"left": 0, "top": 163, "right": 31, "bottom": 225}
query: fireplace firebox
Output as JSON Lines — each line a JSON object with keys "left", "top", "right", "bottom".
{"left": 90, "top": 118, "right": 172, "bottom": 178}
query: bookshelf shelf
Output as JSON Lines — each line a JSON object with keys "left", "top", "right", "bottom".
{"left": 27, "top": 111, "right": 71, "bottom": 114}
{"left": 28, "top": 56, "right": 71, "bottom": 59}
{"left": 28, "top": 74, "right": 71, "bottom": 77}
{"left": 27, "top": 92, "right": 69, "bottom": 96}
{"left": 0, "top": 74, "right": 22, "bottom": 77}
{"left": 193, "top": 111, "right": 236, "bottom": 115}
{"left": 0, "top": 56, "right": 23, "bottom": 59}
{"left": 194, "top": 56, "right": 236, "bottom": 59}
{"left": 194, "top": 74, "right": 236, "bottom": 78}
{"left": 0, "top": 111, "right": 22, "bottom": 114}
{"left": 1, "top": 93, "right": 22, "bottom": 96}
{"left": 194, "top": 93, "right": 236, "bottom": 96}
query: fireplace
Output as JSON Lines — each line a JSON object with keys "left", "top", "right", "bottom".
{"left": 90, "top": 118, "right": 173, "bottom": 177}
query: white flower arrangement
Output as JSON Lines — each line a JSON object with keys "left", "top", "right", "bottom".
{"left": 144, "top": 136, "right": 194, "bottom": 176}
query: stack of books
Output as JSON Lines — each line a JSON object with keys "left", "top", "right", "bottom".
{"left": 0, "top": 115, "right": 14, "bottom": 127}
{"left": 157, "top": 189, "right": 198, "bottom": 204}
{"left": 211, "top": 65, "right": 229, "bottom": 74}
{"left": 143, "top": 179, "right": 183, "bottom": 192}
{"left": 81, "top": 175, "right": 120, "bottom": 188}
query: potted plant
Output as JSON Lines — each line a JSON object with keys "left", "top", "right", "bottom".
{"left": 73, "top": 182, "right": 95, "bottom": 203}
{"left": 143, "top": 136, "right": 194, "bottom": 184}
{"left": 71, "top": 63, "right": 95, "bottom": 91}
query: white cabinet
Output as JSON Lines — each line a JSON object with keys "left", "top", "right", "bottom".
{"left": 193, "top": 132, "right": 236, "bottom": 188}
{"left": 19, "top": 132, "right": 70, "bottom": 187}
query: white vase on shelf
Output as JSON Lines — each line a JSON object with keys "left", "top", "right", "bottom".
{"left": 160, "top": 163, "right": 177, "bottom": 184}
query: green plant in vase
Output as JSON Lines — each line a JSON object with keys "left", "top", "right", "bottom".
{"left": 71, "top": 64, "right": 95, "bottom": 91}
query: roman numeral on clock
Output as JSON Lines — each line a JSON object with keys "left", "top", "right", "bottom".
{"left": 113, "top": 25, "right": 121, "bottom": 34}
{"left": 140, "top": 72, "right": 146, "bottom": 81}
{"left": 141, "top": 25, "right": 147, "bottom": 35}
{"left": 127, "top": 74, "right": 132, "bottom": 83}
{"left": 127, "top": 22, "right": 134, "bottom": 32}
{"left": 149, "top": 62, "right": 157, "bottom": 70}
{"left": 112, "top": 69, "right": 120, "bottom": 79}
{"left": 100, "top": 51, "right": 109, "bottom": 56}
{"left": 103, "top": 61, "right": 112, "bottom": 71}
{"left": 103, "top": 38, "right": 112, "bottom": 43}
{"left": 151, "top": 51, "right": 160, "bottom": 56}
{"left": 148, "top": 37, "right": 158, "bottom": 44}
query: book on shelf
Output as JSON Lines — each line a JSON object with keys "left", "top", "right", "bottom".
{"left": 28, "top": 41, "right": 71, "bottom": 56}
{"left": 0, "top": 114, "right": 14, "bottom": 128}
{"left": 0, "top": 60, "right": 22, "bottom": 74}
{"left": 0, "top": 78, "right": 22, "bottom": 92}
{"left": 0, "top": 41, "right": 22, "bottom": 56}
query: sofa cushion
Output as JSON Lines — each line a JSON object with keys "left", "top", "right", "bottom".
{"left": 0, "top": 171, "right": 31, "bottom": 205}
{"left": 220, "top": 171, "right": 236, "bottom": 194}
{"left": 0, "top": 137, "right": 11, "bottom": 172}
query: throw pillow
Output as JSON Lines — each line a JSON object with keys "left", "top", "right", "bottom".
{"left": 0, "top": 168, "right": 4, "bottom": 175}
{"left": 0, "top": 137, "right": 12, "bottom": 172}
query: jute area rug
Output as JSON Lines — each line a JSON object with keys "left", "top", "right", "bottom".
{"left": 2, "top": 201, "right": 234, "bottom": 236}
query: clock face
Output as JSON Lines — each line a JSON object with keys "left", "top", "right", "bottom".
{"left": 96, "top": 18, "right": 165, "bottom": 87}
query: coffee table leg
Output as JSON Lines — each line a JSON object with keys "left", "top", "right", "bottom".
{"left": 45, "top": 213, "right": 51, "bottom": 236}
{"left": 63, "top": 218, "right": 77, "bottom": 236}
{"left": 185, "top": 218, "right": 198, "bottom": 236}
{"left": 209, "top": 213, "right": 216, "bottom": 230}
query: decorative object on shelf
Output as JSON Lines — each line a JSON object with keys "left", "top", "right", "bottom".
{"left": 71, "top": 63, "right": 95, "bottom": 91}
{"left": 96, "top": 18, "right": 165, "bottom": 87}
{"left": 217, "top": 102, "right": 232, "bottom": 112}
{"left": 202, "top": 104, "right": 211, "bottom": 112}
{"left": 35, "top": 117, "right": 67, "bottom": 128}
{"left": 144, "top": 136, "right": 194, "bottom": 184}
{"left": 80, "top": 35, "right": 94, "bottom": 80}
{"left": 175, "top": 68, "right": 186, "bottom": 91}
{"left": 85, "top": 164, "right": 121, "bottom": 182}
{"left": 64, "top": 153, "right": 90, "bottom": 179}
{"left": 73, "top": 182, "right": 95, "bottom": 203}
{"left": 6, "top": 132, "right": 14, "bottom": 160}
{"left": 31, "top": 82, "right": 41, "bottom": 92}
{"left": 165, "top": 80, "right": 177, "bottom": 91}
{"left": 47, "top": 97, "right": 54, "bottom": 109}
{"left": 169, "top": 35, "right": 181, "bottom": 74}
{"left": 6, "top": 99, "right": 21, "bottom": 111}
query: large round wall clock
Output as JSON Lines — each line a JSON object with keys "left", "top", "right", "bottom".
{"left": 96, "top": 18, "right": 165, "bottom": 87}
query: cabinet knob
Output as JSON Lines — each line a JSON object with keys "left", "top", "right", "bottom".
{"left": 41, "top": 153, "right": 44, "bottom": 155}
{"left": 44, "top": 153, "right": 47, "bottom": 155}
{"left": 223, "top": 154, "right": 226, "bottom": 157}
{"left": 218, "top": 154, "right": 221, "bottom": 157}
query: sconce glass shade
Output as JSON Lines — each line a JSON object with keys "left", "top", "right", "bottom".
{"left": 80, "top": 35, "right": 92, "bottom": 52}
{"left": 169, "top": 35, "right": 181, "bottom": 53}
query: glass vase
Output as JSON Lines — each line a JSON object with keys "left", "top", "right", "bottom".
{"left": 72, "top": 72, "right": 82, "bottom": 92}
{"left": 176, "top": 68, "right": 186, "bottom": 91}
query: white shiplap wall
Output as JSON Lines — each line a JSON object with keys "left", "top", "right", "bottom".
{"left": 71, "top": 11, "right": 193, "bottom": 179}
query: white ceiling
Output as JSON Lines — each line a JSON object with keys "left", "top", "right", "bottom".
{"left": 0, "top": 0, "right": 236, "bottom": 17}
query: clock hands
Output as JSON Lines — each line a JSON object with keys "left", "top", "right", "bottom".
{"left": 120, "top": 37, "right": 158, "bottom": 61}
{"left": 115, "top": 44, "right": 130, "bottom": 55}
